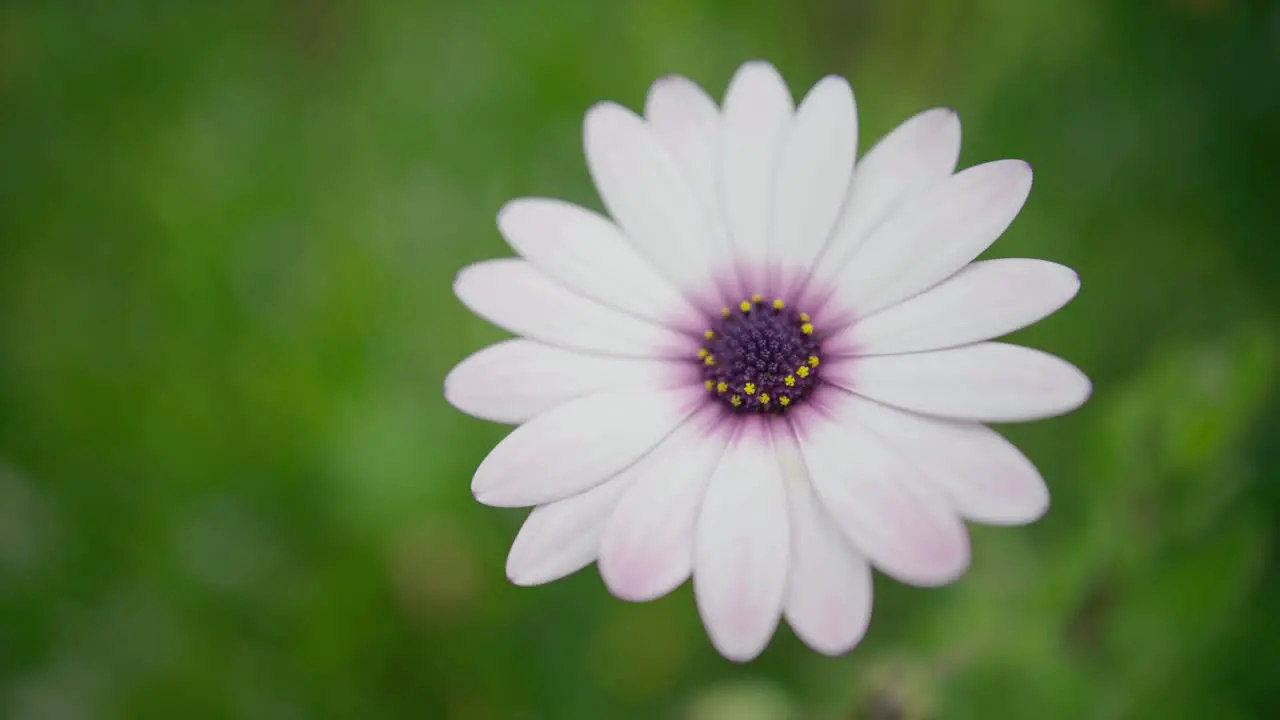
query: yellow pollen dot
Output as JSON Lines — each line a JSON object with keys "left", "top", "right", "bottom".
{"left": 716, "top": 381, "right": 728, "bottom": 393}
{"left": 751, "top": 293, "right": 763, "bottom": 304}
{"left": 784, "top": 375, "right": 796, "bottom": 387}
{"left": 721, "top": 307, "right": 732, "bottom": 318}
{"left": 697, "top": 348, "right": 709, "bottom": 359}
{"left": 808, "top": 355, "right": 820, "bottom": 367}
{"left": 739, "top": 300, "right": 752, "bottom": 313}
{"left": 779, "top": 396, "right": 791, "bottom": 407}
{"left": 730, "top": 395, "right": 742, "bottom": 407}
{"left": 772, "top": 298, "right": 785, "bottom": 310}
{"left": 797, "top": 366, "right": 810, "bottom": 378}
{"left": 760, "top": 393, "right": 771, "bottom": 404}
{"left": 704, "top": 355, "right": 716, "bottom": 366}
{"left": 799, "top": 312, "right": 810, "bottom": 322}
{"left": 704, "top": 330, "right": 715, "bottom": 340}
{"left": 744, "top": 383, "right": 757, "bottom": 395}
{"left": 704, "top": 379, "right": 714, "bottom": 390}
{"left": 801, "top": 323, "right": 814, "bottom": 335}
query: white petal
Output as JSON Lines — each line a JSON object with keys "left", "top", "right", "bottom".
{"left": 498, "top": 199, "right": 698, "bottom": 325}
{"left": 719, "top": 61, "right": 794, "bottom": 291}
{"left": 444, "top": 339, "right": 686, "bottom": 424}
{"left": 825, "top": 259, "right": 1081, "bottom": 357}
{"left": 471, "top": 388, "right": 699, "bottom": 508}
{"left": 823, "top": 159, "right": 1033, "bottom": 324}
{"left": 807, "top": 108, "right": 961, "bottom": 292}
{"left": 694, "top": 418, "right": 789, "bottom": 662}
{"left": 825, "top": 342, "right": 1092, "bottom": 423}
{"left": 584, "top": 102, "right": 716, "bottom": 297}
{"left": 644, "top": 76, "right": 735, "bottom": 291}
{"left": 598, "top": 408, "right": 728, "bottom": 602}
{"left": 846, "top": 399, "right": 1049, "bottom": 525}
{"left": 775, "top": 425, "right": 874, "bottom": 656}
{"left": 506, "top": 473, "right": 633, "bottom": 586}
{"left": 454, "top": 259, "right": 696, "bottom": 358}
{"left": 770, "top": 76, "right": 858, "bottom": 294}
{"left": 645, "top": 76, "right": 720, "bottom": 205}
{"left": 791, "top": 389, "right": 970, "bottom": 586}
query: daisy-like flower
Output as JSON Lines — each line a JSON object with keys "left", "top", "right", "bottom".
{"left": 445, "top": 61, "right": 1090, "bottom": 661}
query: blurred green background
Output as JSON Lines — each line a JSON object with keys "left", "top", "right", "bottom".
{"left": 3, "top": 0, "right": 1279, "bottom": 717}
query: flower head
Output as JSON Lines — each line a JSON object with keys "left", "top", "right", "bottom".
{"left": 445, "top": 61, "right": 1090, "bottom": 661}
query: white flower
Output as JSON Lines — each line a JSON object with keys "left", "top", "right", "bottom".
{"left": 445, "top": 61, "right": 1091, "bottom": 662}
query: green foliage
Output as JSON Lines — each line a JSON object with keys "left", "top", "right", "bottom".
{"left": 1, "top": 0, "right": 1277, "bottom": 717}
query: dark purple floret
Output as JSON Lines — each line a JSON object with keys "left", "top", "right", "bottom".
{"left": 699, "top": 296, "right": 822, "bottom": 414}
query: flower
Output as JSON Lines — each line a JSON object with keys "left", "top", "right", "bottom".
{"left": 445, "top": 61, "right": 1091, "bottom": 662}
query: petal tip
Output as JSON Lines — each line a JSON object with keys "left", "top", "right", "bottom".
{"left": 735, "top": 59, "right": 782, "bottom": 78}
{"left": 725, "top": 60, "right": 791, "bottom": 104}
{"left": 505, "top": 560, "right": 543, "bottom": 588}
{"left": 583, "top": 101, "right": 635, "bottom": 139}
{"left": 898, "top": 553, "right": 971, "bottom": 588}
{"left": 471, "top": 467, "right": 516, "bottom": 508}
{"left": 923, "top": 106, "right": 960, "bottom": 128}
{"left": 1020, "top": 495, "right": 1052, "bottom": 525}
{"left": 647, "top": 73, "right": 700, "bottom": 97}
{"left": 709, "top": 634, "right": 770, "bottom": 663}
{"left": 800, "top": 630, "right": 869, "bottom": 658}
{"left": 815, "top": 73, "right": 853, "bottom": 94}
{"left": 600, "top": 566, "right": 662, "bottom": 604}
{"left": 452, "top": 264, "right": 477, "bottom": 298}
{"left": 1008, "top": 159, "right": 1035, "bottom": 192}
{"left": 494, "top": 197, "right": 530, "bottom": 228}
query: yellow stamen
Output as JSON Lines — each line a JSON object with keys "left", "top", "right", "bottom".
{"left": 799, "top": 312, "right": 810, "bottom": 322}
{"left": 801, "top": 323, "right": 814, "bottom": 335}
{"left": 730, "top": 395, "right": 742, "bottom": 408}
{"left": 808, "top": 355, "right": 820, "bottom": 367}
{"left": 744, "top": 383, "right": 757, "bottom": 396}
{"left": 784, "top": 375, "right": 796, "bottom": 387}
{"left": 704, "top": 379, "right": 714, "bottom": 390}
{"left": 704, "top": 355, "right": 716, "bottom": 366}
{"left": 739, "top": 300, "right": 752, "bottom": 313}
{"left": 797, "top": 366, "right": 810, "bottom": 378}
{"left": 751, "top": 293, "right": 763, "bottom": 304}
{"left": 697, "top": 348, "right": 709, "bottom": 359}
{"left": 760, "top": 393, "right": 770, "bottom": 405}
{"left": 721, "top": 307, "right": 732, "bottom": 318}
{"left": 704, "top": 330, "right": 715, "bottom": 340}
{"left": 772, "top": 298, "right": 785, "bottom": 310}
{"left": 779, "top": 396, "right": 791, "bottom": 407}
{"left": 716, "top": 381, "right": 728, "bottom": 393}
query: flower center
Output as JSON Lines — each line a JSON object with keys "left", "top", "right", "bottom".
{"left": 699, "top": 295, "right": 822, "bottom": 414}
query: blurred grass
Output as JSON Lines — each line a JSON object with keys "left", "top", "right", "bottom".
{"left": 1, "top": 0, "right": 1279, "bottom": 717}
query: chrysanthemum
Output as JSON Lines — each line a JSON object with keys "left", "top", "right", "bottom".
{"left": 445, "top": 61, "right": 1090, "bottom": 661}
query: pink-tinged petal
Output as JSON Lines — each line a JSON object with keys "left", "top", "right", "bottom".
{"left": 644, "top": 75, "right": 736, "bottom": 292}
{"left": 497, "top": 199, "right": 697, "bottom": 325}
{"left": 444, "top": 339, "right": 685, "bottom": 424}
{"left": 823, "top": 160, "right": 1034, "bottom": 324}
{"left": 598, "top": 408, "right": 729, "bottom": 602}
{"left": 825, "top": 259, "right": 1081, "bottom": 357}
{"left": 846, "top": 399, "right": 1049, "bottom": 525}
{"left": 807, "top": 108, "right": 960, "bottom": 292}
{"left": 770, "top": 76, "right": 858, "bottom": 294}
{"left": 774, "top": 425, "right": 874, "bottom": 656}
{"left": 584, "top": 102, "right": 716, "bottom": 297}
{"left": 506, "top": 473, "right": 634, "bottom": 586}
{"left": 719, "top": 61, "right": 794, "bottom": 291}
{"left": 825, "top": 342, "right": 1092, "bottom": 423}
{"left": 471, "top": 388, "right": 700, "bottom": 508}
{"left": 454, "top": 259, "right": 696, "bottom": 359}
{"left": 791, "top": 389, "right": 970, "bottom": 586}
{"left": 694, "top": 417, "right": 789, "bottom": 662}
